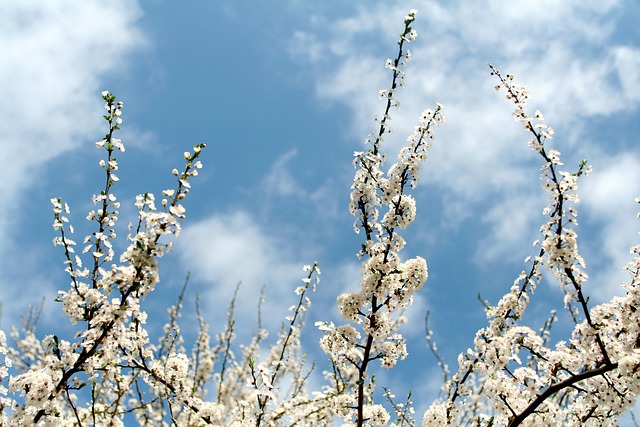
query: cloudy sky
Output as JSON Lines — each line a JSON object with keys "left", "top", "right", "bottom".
{"left": 2, "top": 0, "right": 639, "bottom": 421}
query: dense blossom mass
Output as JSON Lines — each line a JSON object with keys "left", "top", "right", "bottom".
{"left": 1, "top": 8, "right": 639, "bottom": 427}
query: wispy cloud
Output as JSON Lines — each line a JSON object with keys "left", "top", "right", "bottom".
{"left": 262, "top": 148, "right": 305, "bottom": 199}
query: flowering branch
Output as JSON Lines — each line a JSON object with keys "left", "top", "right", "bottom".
{"left": 317, "top": 10, "right": 445, "bottom": 426}
{"left": 8, "top": 91, "right": 210, "bottom": 425}
{"left": 423, "top": 65, "right": 640, "bottom": 427}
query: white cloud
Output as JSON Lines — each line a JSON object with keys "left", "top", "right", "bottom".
{"left": 474, "top": 192, "right": 543, "bottom": 264}
{"left": 289, "top": 31, "right": 324, "bottom": 63}
{"left": 0, "top": 1, "right": 146, "bottom": 189}
{"left": 613, "top": 45, "right": 640, "bottom": 103}
{"left": 581, "top": 152, "right": 640, "bottom": 302}
{"left": 176, "top": 210, "right": 310, "bottom": 339}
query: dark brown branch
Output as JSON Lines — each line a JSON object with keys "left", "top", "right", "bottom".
{"left": 508, "top": 362, "right": 617, "bottom": 427}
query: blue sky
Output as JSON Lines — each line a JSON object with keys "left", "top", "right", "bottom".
{"left": 2, "top": 0, "right": 640, "bottom": 421}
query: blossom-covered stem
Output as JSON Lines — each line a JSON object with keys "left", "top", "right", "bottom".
{"left": 318, "top": 10, "right": 443, "bottom": 426}
{"left": 91, "top": 91, "right": 124, "bottom": 286}
{"left": 356, "top": 331, "right": 376, "bottom": 426}
{"left": 170, "top": 144, "right": 206, "bottom": 209}
{"left": 448, "top": 248, "right": 545, "bottom": 404}
{"left": 353, "top": 106, "right": 440, "bottom": 427}
{"left": 127, "top": 356, "right": 217, "bottom": 424}
{"left": 255, "top": 263, "right": 320, "bottom": 426}
{"left": 158, "top": 274, "right": 190, "bottom": 360}
{"left": 509, "top": 362, "right": 618, "bottom": 427}
{"left": 189, "top": 293, "right": 212, "bottom": 398}
{"left": 383, "top": 388, "right": 415, "bottom": 427}
{"left": 371, "top": 10, "right": 417, "bottom": 157}
{"left": 216, "top": 283, "right": 240, "bottom": 404}
{"left": 564, "top": 266, "right": 611, "bottom": 364}
{"left": 33, "top": 316, "right": 117, "bottom": 422}
{"left": 490, "top": 64, "right": 610, "bottom": 364}
{"left": 34, "top": 262, "right": 150, "bottom": 421}
{"left": 425, "top": 312, "right": 449, "bottom": 390}
{"left": 354, "top": 9, "right": 417, "bottom": 247}
{"left": 63, "top": 385, "right": 82, "bottom": 425}
{"left": 270, "top": 263, "right": 319, "bottom": 387}
{"left": 51, "top": 198, "right": 81, "bottom": 292}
